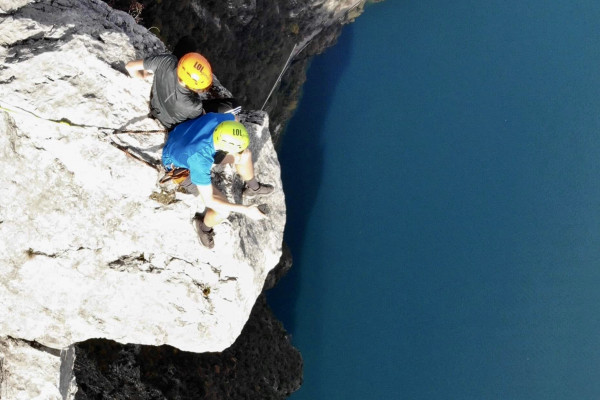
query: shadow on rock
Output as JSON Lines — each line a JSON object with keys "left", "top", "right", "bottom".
{"left": 73, "top": 294, "right": 302, "bottom": 400}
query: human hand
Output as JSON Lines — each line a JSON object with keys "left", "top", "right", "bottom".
{"left": 244, "top": 205, "right": 266, "bottom": 221}
{"left": 125, "top": 60, "right": 153, "bottom": 79}
{"left": 131, "top": 70, "right": 152, "bottom": 79}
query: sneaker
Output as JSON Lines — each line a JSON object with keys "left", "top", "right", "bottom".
{"left": 243, "top": 182, "right": 274, "bottom": 198}
{"left": 193, "top": 216, "right": 215, "bottom": 249}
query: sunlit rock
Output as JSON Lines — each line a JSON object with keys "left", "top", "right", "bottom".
{"left": 0, "top": 0, "right": 285, "bottom": 395}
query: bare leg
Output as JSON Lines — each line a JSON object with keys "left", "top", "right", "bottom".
{"left": 203, "top": 185, "right": 230, "bottom": 228}
{"left": 234, "top": 148, "right": 255, "bottom": 181}
{"left": 220, "top": 148, "right": 254, "bottom": 181}
{"left": 218, "top": 148, "right": 272, "bottom": 197}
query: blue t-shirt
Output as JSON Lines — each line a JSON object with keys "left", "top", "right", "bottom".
{"left": 161, "top": 113, "right": 235, "bottom": 185}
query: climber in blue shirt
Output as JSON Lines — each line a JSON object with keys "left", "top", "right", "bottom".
{"left": 162, "top": 113, "right": 273, "bottom": 248}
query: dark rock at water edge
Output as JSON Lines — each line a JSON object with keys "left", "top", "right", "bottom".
{"left": 73, "top": 294, "right": 302, "bottom": 399}
{"left": 263, "top": 242, "right": 293, "bottom": 291}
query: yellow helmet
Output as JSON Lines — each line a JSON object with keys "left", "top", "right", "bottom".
{"left": 177, "top": 53, "right": 213, "bottom": 91}
{"left": 213, "top": 121, "right": 250, "bottom": 153}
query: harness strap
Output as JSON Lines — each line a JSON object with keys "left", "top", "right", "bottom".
{"left": 159, "top": 167, "right": 190, "bottom": 184}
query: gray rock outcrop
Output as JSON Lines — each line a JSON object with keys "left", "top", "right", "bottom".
{"left": 0, "top": 0, "right": 286, "bottom": 396}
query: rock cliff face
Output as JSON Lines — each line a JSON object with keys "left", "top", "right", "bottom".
{"left": 1, "top": 0, "right": 366, "bottom": 397}
{"left": 0, "top": 0, "right": 291, "bottom": 397}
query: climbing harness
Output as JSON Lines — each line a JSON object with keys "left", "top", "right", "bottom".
{"left": 109, "top": 141, "right": 161, "bottom": 171}
{"left": 159, "top": 167, "right": 190, "bottom": 185}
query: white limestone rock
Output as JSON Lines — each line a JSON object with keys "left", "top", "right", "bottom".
{"left": 0, "top": 337, "right": 62, "bottom": 400}
{"left": 0, "top": 0, "right": 30, "bottom": 14}
{"left": 0, "top": 0, "right": 285, "bottom": 357}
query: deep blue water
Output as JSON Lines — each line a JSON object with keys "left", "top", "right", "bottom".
{"left": 268, "top": 1, "right": 600, "bottom": 399}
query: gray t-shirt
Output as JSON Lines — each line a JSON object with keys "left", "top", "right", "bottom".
{"left": 143, "top": 54, "right": 204, "bottom": 129}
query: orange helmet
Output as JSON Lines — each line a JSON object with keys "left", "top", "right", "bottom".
{"left": 177, "top": 53, "right": 213, "bottom": 91}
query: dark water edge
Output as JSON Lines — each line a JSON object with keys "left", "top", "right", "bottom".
{"left": 264, "top": 24, "right": 355, "bottom": 333}
{"left": 266, "top": 0, "right": 600, "bottom": 398}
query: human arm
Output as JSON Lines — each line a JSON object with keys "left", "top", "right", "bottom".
{"left": 197, "top": 184, "right": 265, "bottom": 220}
{"left": 125, "top": 59, "right": 153, "bottom": 79}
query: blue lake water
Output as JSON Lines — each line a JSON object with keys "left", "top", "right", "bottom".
{"left": 268, "top": 1, "right": 600, "bottom": 398}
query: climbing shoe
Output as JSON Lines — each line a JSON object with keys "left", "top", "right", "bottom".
{"left": 243, "top": 182, "right": 274, "bottom": 198}
{"left": 193, "top": 216, "right": 215, "bottom": 249}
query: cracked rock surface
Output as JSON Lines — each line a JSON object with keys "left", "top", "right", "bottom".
{"left": 0, "top": 0, "right": 286, "bottom": 396}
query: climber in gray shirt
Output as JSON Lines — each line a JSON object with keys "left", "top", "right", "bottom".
{"left": 126, "top": 52, "right": 241, "bottom": 129}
